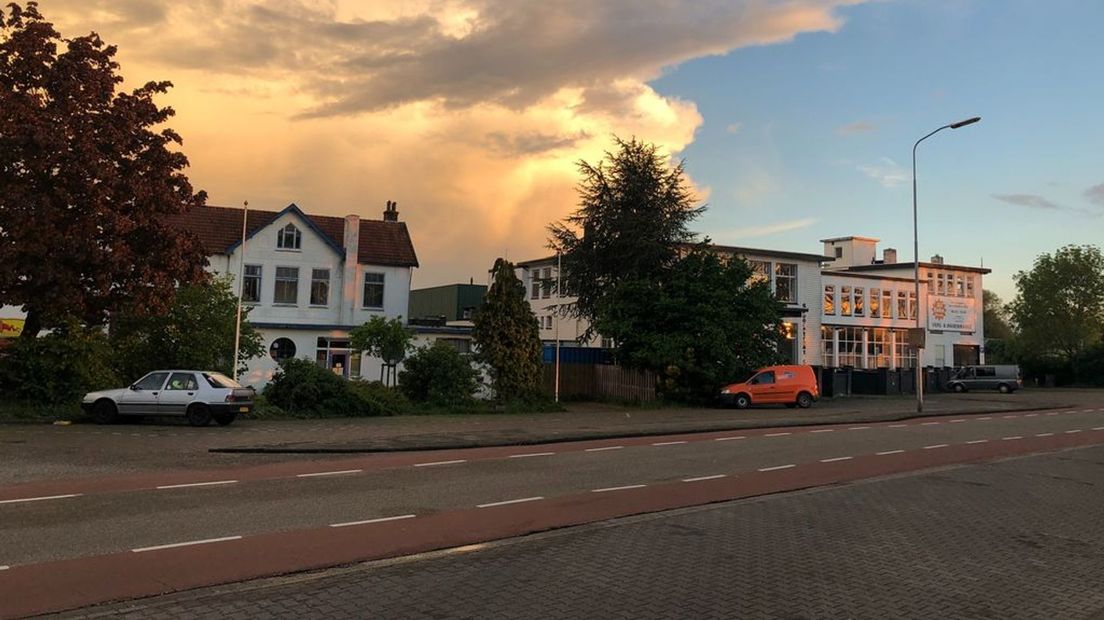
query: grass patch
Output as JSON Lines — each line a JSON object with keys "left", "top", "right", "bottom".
{"left": 0, "top": 400, "right": 84, "bottom": 423}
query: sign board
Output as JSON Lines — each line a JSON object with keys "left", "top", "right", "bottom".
{"left": 927, "top": 296, "right": 976, "bottom": 332}
{"left": 907, "top": 327, "right": 926, "bottom": 348}
{"left": 0, "top": 318, "right": 25, "bottom": 338}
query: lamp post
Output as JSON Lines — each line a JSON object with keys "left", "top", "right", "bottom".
{"left": 232, "top": 200, "right": 248, "bottom": 383}
{"left": 912, "top": 116, "right": 980, "bottom": 413}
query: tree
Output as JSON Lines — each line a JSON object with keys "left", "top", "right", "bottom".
{"left": 473, "top": 258, "right": 543, "bottom": 401}
{"left": 350, "top": 316, "right": 412, "bottom": 386}
{"left": 982, "top": 289, "right": 1013, "bottom": 341}
{"left": 0, "top": 3, "right": 207, "bottom": 340}
{"left": 601, "top": 245, "right": 782, "bottom": 401}
{"left": 109, "top": 277, "right": 264, "bottom": 380}
{"left": 398, "top": 341, "right": 479, "bottom": 406}
{"left": 1009, "top": 245, "right": 1104, "bottom": 380}
{"left": 549, "top": 136, "right": 702, "bottom": 338}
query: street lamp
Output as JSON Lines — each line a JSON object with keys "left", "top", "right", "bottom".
{"left": 912, "top": 116, "right": 980, "bottom": 413}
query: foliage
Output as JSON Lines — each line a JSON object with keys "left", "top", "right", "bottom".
{"left": 1009, "top": 245, "right": 1104, "bottom": 381}
{"left": 350, "top": 316, "right": 412, "bottom": 385}
{"left": 0, "top": 3, "right": 208, "bottom": 340}
{"left": 549, "top": 136, "right": 702, "bottom": 339}
{"left": 0, "top": 322, "right": 119, "bottom": 404}
{"left": 601, "top": 246, "right": 783, "bottom": 401}
{"left": 263, "top": 358, "right": 404, "bottom": 417}
{"left": 472, "top": 258, "right": 543, "bottom": 401}
{"left": 398, "top": 341, "right": 479, "bottom": 406}
{"left": 982, "top": 289, "right": 1013, "bottom": 341}
{"left": 109, "top": 277, "right": 264, "bottom": 381}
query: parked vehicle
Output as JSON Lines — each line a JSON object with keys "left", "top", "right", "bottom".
{"left": 81, "top": 370, "right": 254, "bottom": 426}
{"left": 946, "top": 365, "right": 1022, "bottom": 394}
{"left": 719, "top": 365, "right": 819, "bottom": 409}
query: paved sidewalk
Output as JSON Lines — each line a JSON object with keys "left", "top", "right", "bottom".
{"left": 71, "top": 444, "right": 1104, "bottom": 619}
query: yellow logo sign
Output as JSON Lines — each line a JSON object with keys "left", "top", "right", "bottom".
{"left": 932, "top": 299, "right": 947, "bottom": 321}
{"left": 0, "top": 318, "right": 25, "bottom": 338}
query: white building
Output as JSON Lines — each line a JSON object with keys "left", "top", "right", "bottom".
{"left": 169, "top": 201, "right": 419, "bottom": 387}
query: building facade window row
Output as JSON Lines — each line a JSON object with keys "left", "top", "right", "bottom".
{"left": 241, "top": 266, "right": 385, "bottom": 309}
{"left": 824, "top": 285, "right": 917, "bottom": 320}
{"left": 927, "top": 271, "right": 975, "bottom": 298}
{"left": 821, "top": 326, "right": 918, "bottom": 369}
{"left": 747, "top": 259, "right": 798, "bottom": 303}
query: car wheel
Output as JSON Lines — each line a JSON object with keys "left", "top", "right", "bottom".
{"left": 213, "top": 412, "right": 237, "bottom": 426}
{"left": 91, "top": 399, "right": 118, "bottom": 424}
{"left": 734, "top": 394, "right": 751, "bottom": 409}
{"left": 186, "top": 403, "right": 212, "bottom": 427}
{"left": 998, "top": 383, "right": 1011, "bottom": 394}
{"left": 952, "top": 383, "right": 966, "bottom": 393}
{"left": 796, "top": 392, "right": 813, "bottom": 409}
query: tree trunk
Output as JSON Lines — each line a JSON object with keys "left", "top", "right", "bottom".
{"left": 18, "top": 308, "right": 42, "bottom": 341}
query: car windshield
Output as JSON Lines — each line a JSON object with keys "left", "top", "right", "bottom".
{"left": 203, "top": 372, "right": 241, "bottom": 388}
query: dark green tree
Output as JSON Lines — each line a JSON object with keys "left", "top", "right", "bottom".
{"left": 549, "top": 136, "right": 702, "bottom": 337}
{"left": 350, "top": 316, "right": 412, "bottom": 386}
{"left": 473, "top": 258, "right": 543, "bottom": 401}
{"left": 982, "top": 289, "right": 1014, "bottom": 341}
{"left": 398, "top": 341, "right": 479, "bottom": 406}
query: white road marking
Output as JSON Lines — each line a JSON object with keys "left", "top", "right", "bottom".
{"left": 0, "top": 566, "right": 8, "bottom": 571}
{"left": 764, "top": 432, "right": 791, "bottom": 437}
{"left": 509, "top": 452, "right": 556, "bottom": 459}
{"left": 156, "top": 480, "right": 238, "bottom": 490}
{"left": 923, "top": 444, "right": 948, "bottom": 450}
{"left": 477, "top": 496, "right": 544, "bottom": 508}
{"left": 1002, "top": 415, "right": 1019, "bottom": 419}
{"left": 714, "top": 436, "right": 747, "bottom": 441}
{"left": 132, "top": 536, "right": 241, "bottom": 553}
{"left": 0, "top": 493, "right": 82, "bottom": 505}
{"left": 921, "top": 422, "right": 940, "bottom": 426}
{"left": 820, "top": 456, "right": 853, "bottom": 463}
{"left": 296, "top": 469, "right": 362, "bottom": 478}
{"left": 1047, "top": 412, "right": 1061, "bottom": 416}
{"left": 1024, "top": 413, "right": 1038, "bottom": 418}
{"left": 1093, "top": 427, "right": 1104, "bottom": 431}
{"left": 1065, "top": 429, "right": 1083, "bottom": 434}
{"left": 652, "top": 441, "right": 688, "bottom": 446}
{"left": 1036, "top": 433, "right": 1055, "bottom": 437}
{"left": 978, "top": 417, "right": 993, "bottom": 421}
{"left": 759, "top": 464, "right": 796, "bottom": 472}
{"left": 876, "top": 450, "right": 905, "bottom": 456}
{"left": 888, "top": 424, "right": 908, "bottom": 428}
{"left": 592, "top": 484, "right": 646, "bottom": 493}
{"left": 1002, "top": 436, "right": 1023, "bottom": 441}
{"left": 329, "top": 514, "right": 416, "bottom": 528}
{"left": 682, "top": 474, "right": 727, "bottom": 483}
{"left": 848, "top": 426, "right": 870, "bottom": 431}
{"left": 966, "top": 439, "right": 989, "bottom": 444}
{"left": 585, "top": 446, "right": 623, "bottom": 452}
{"left": 949, "top": 419, "right": 966, "bottom": 423}
{"left": 413, "top": 459, "right": 467, "bottom": 467}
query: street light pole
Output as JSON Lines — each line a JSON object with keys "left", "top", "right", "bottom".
{"left": 232, "top": 200, "right": 248, "bottom": 383}
{"left": 912, "top": 116, "right": 980, "bottom": 413}
{"left": 554, "top": 252, "right": 562, "bottom": 403}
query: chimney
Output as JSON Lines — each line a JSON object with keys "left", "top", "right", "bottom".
{"left": 883, "top": 248, "right": 897, "bottom": 264}
{"left": 340, "top": 214, "right": 360, "bottom": 325}
{"left": 383, "top": 200, "right": 399, "bottom": 222}
{"left": 931, "top": 254, "right": 944, "bottom": 264}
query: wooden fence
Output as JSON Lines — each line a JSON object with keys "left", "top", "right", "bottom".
{"left": 542, "top": 363, "right": 657, "bottom": 402}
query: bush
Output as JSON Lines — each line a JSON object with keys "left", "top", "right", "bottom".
{"left": 0, "top": 324, "right": 119, "bottom": 404}
{"left": 398, "top": 341, "right": 479, "bottom": 405}
{"left": 263, "top": 358, "right": 413, "bottom": 417}
{"left": 348, "top": 380, "right": 412, "bottom": 415}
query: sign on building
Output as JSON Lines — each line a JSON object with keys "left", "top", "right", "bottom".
{"left": 0, "top": 318, "right": 25, "bottom": 338}
{"left": 926, "top": 296, "right": 976, "bottom": 332}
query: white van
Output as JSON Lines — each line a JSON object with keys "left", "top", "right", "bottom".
{"left": 946, "top": 365, "right": 1022, "bottom": 394}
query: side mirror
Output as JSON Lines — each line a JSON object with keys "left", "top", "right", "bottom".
{"left": 129, "top": 384, "right": 139, "bottom": 391}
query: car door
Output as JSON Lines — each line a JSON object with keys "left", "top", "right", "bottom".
{"left": 159, "top": 372, "right": 199, "bottom": 416}
{"left": 749, "top": 371, "right": 778, "bottom": 403}
{"left": 117, "top": 372, "right": 169, "bottom": 415}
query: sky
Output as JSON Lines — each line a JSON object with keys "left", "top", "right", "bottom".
{"left": 36, "top": 0, "right": 1104, "bottom": 300}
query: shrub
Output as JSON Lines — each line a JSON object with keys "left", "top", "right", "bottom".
{"left": 348, "top": 380, "right": 412, "bottom": 416}
{"left": 0, "top": 324, "right": 119, "bottom": 404}
{"left": 263, "top": 358, "right": 413, "bottom": 417}
{"left": 398, "top": 341, "right": 479, "bottom": 405}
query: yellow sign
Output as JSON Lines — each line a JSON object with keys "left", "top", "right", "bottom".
{"left": 0, "top": 318, "right": 25, "bottom": 338}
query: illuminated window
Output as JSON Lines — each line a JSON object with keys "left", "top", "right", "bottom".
{"left": 840, "top": 286, "right": 852, "bottom": 316}
{"left": 909, "top": 291, "right": 918, "bottom": 319}
{"left": 748, "top": 260, "right": 771, "bottom": 285}
{"left": 870, "top": 288, "right": 880, "bottom": 318}
{"left": 775, "top": 263, "right": 797, "bottom": 303}
{"left": 854, "top": 287, "right": 865, "bottom": 316}
{"left": 823, "top": 285, "right": 835, "bottom": 315}
{"left": 883, "top": 290, "right": 892, "bottom": 319}
{"left": 897, "top": 291, "right": 908, "bottom": 319}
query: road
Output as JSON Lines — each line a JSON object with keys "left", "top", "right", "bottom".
{"left": 2, "top": 401, "right": 1104, "bottom": 617}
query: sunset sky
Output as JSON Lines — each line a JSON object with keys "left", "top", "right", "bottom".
{"left": 41, "top": 0, "right": 1104, "bottom": 299}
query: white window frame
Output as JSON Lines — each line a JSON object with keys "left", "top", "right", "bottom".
{"left": 363, "top": 272, "right": 385, "bottom": 309}
{"left": 310, "top": 268, "right": 330, "bottom": 307}
{"left": 242, "top": 264, "right": 262, "bottom": 304}
{"left": 274, "top": 266, "right": 299, "bottom": 305}
{"left": 277, "top": 223, "right": 302, "bottom": 251}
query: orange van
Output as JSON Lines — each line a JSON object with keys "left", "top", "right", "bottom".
{"left": 719, "top": 365, "right": 819, "bottom": 409}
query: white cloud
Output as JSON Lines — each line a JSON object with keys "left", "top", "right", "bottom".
{"left": 714, "top": 217, "right": 818, "bottom": 241}
{"left": 857, "top": 157, "right": 907, "bottom": 188}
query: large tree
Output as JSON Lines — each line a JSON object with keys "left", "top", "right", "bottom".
{"left": 548, "top": 136, "right": 702, "bottom": 338}
{"left": 473, "top": 258, "right": 543, "bottom": 401}
{"left": 0, "top": 3, "right": 207, "bottom": 339}
{"left": 982, "top": 289, "right": 1013, "bottom": 341}
{"left": 350, "top": 316, "right": 412, "bottom": 386}
{"left": 1009, "top": 245, "right": 1104, "bottom": 379}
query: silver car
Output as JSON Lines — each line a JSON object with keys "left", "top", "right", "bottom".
{"left": 81, "top": 370, "right": 254, "bottom": 426}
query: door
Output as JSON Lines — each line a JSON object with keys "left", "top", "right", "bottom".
{"left": 118, "top": 372, "right": 169, "bottom": 415}
{"left": 748, "top": 371, "right": 779, "bottom": 403}
{"left": 159, "top": 372, "right": 199, "bottom": 416}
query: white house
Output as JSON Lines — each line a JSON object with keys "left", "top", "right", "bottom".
{"left": 168, "top": 201, "right": 419, "bottom": 387}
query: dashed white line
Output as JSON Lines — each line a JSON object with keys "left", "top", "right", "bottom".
{"left": 585, "top": 446, "right": 623, "bottom": 452}
{"left": 132, "top": 536, "right": 242, "bottom": 553}
{"left": 876, "top": 450, "right": 905, "bottom": 456}
{"left": 1047, "top": 412, "right": 1061, "bottom": 416}
{"left": 1080, "top": 409, "right": 1094, "bottom": 413}
{"left": 759, "top": 464, "right": 796, "bottom": 472}
{"left": 810, "top": 429, "right": 834, "bottom": 434}
{"left": 949, "top": 419, "right": 966, "bottom": 423}
{"left": 508, "top": 452, "right": 556, "bottom": 459}
{"left": 848, "top": 426, "right": 870, "bottom": 431}
{"left": 978, "top": 417, "right": 993, "bottom": 421}
{"left": 0, "top": 493, "right": 82, "bottom": 505}
{"left": 1002, "top": 436, "right": 1023, "bottom": 441}
{"left": 329, "top": 514, "right": 416, "bottom": 528}
{"left": 0, "top": 566, "right": 8, "bottom": 571}
{"left": 652, "top": 441, "right": 688, "bottom": 446}
{"left": 296, "top": 469, "right": 362, "bottom": 478}
{"left": 820, "top": 456, "right": 853, "bottom": 463}
{"left": 764, "top": 432, "right": 791, "bottom": 437}
{"left": 592, "top": 484, "right": 646, "bottom": 493}
{"left": 920, "top": 422, "right": 940, "bottom": 426}
{"left": 1093, "top": 427, "right": 1104, "bottom": 431}
{"left": 1036, "top": 432, "right": 1055, "bottom": 437}
{"left": 1002, "top": 415, "right": 1019, "bottom": 419}
{"left": 477, "top": 496, "right": 544, "bottom": 508}
{"left": 413, "top": 459, "right": 467, "bottom": 467}
{"left": 714, "top": 436, "right": 747, "bottom": 441}
{"left": 1024, "top": 413, "right": 1038, "bottom": 418}
{"left": 966, "top": 439, "right": 989, "bottom": 444}
{"left": 923, "top": 444, "right": 948, "bottom": 450}
{"left": 888, "top": 424, "right": 908, "bottom": 428}
{"left": 1065, "top": 429, "right": 1083, "bottom": 434}
{"left": 682, "top": 474, "right": 727, "bottom": 483}
{"left": 156, "top": 480, "right": 238, "bottom": 490}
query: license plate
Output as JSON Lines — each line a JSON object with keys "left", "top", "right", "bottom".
{"left": 239, "top": 406, "right": 249, "bottom": 412}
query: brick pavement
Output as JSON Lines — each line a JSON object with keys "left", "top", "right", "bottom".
{"left": 72, "top": 445, "right": 1104, "bottom": 619}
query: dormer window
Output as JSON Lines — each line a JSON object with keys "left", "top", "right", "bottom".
{"left": 277, "top": 223, "right": 301, "bottom": 250}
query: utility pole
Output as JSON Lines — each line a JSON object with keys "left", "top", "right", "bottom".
{"left": 232, "top": 200, "right": 248, "bottom": 383}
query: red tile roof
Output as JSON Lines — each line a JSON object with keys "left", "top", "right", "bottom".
{"left": 166, "top": 204, "right": 419, "bottom": 268}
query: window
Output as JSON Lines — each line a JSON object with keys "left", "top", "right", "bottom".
{"left": 242, "top": 265, "right": 262, "bottom": 303}
{"left": 277, "top": 223, "right": 301, "bottom": 250}
{"left": 751, "top": 371, "right": 776, "bottom": 385}
{"left": 546, "top": 316, "right": 554, "bottom": 330}
{"left": 908, "top": 291, "right": 918, "bottom": 320}
{"left": 883, "top": 290, "right": 893, "bottom": 319}
{"left": 977, "top": 366, "right": 996, "bottom": 377}
{"left": 541, "top": 268, "right": 552, "bottom": 299}
{"left": 363, "top": 272, "right": 385, "bottom": 308}
{"left": 820, "top": 327, "right": 835, "bottom": 367}
{"left": 870, "top": 288, "right": 880, "bottom": 318}
{"left": 965, "top": 275, "right": 975, "bottom": 298}
{"left": 748, "top": 260, "right": 770, "bottom": 285}
{"left": 934, "top": 344, "right": 946, "bottom": 367}
{"left": 274, "top": 267, "right": 299, "bottom": 304}
{"left": 823, "top": 285, "right": 836, "bottom": 315}
{"left": 270, "top": 338, "right": 296, "bottom": 361}
{"left": 531, "top": 271, "right": 541, "bottom": 299}
{"left": 841, "top": 286, "right": 852, "bottom": 316}
{"left": 955, "top": 275, "right": 965, "bottom": 297}
{"left": 167, "top": 373, "right": 199, "bottom": 391}
{"left": 897, "top": 291, "right": 908, "bottom": 320}
{"left": 834, "top": 247, "right": 843, "bottom": 258}
{"left": 936, "top": 274, "right": 945, "bottom": 295}
{"left": 134, "top": 372, "right": 169, "bottom": 391}
{"left": 310, "top": 268, "right": 330, "bottom": 306}
{"left": 854, "top": 287, "right": 865, "bottom": 316}
{"left": 775, "top": 263, "right": 797, "bottom": 303}
{"left": 203, "top": 373, "right": 241, "bottom": 388}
